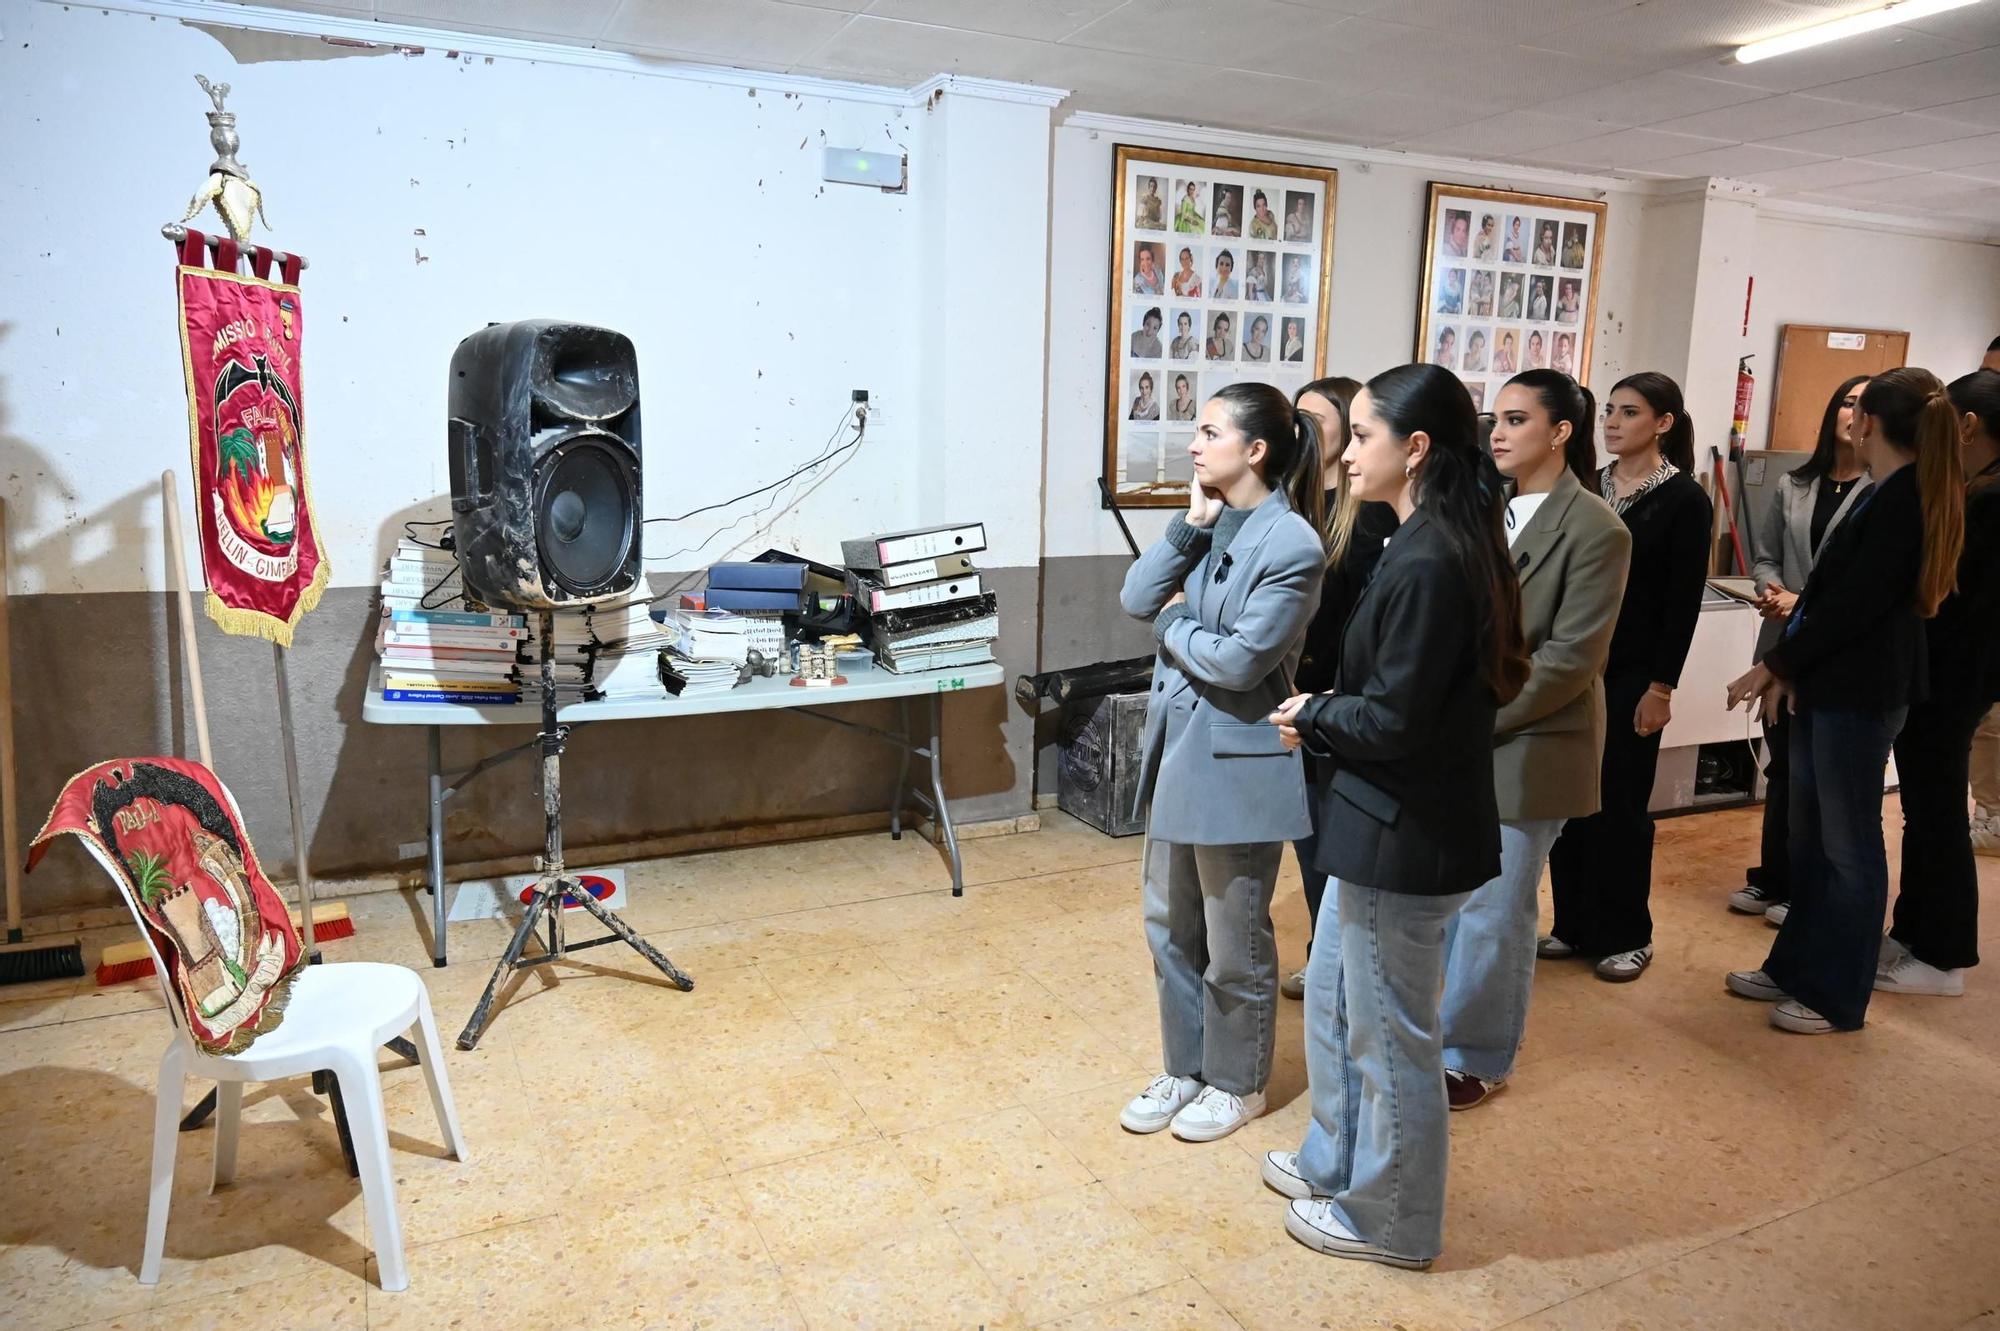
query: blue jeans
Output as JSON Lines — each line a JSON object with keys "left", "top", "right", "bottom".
{"left": 1291, "top": 767, "right": 1328, "bottom": 950}
{"left": 1296, "top": 878, "right": 1470, "bottom": 1263}
{"left": 1438, "top": 818, "right": 1566, "bottom": 1083}
{"left": 1763, "top": 703, "right": 1907, "bottom": 1030}
{"left": 1141, "top": 836, "right": 1282, "bottom": 1095}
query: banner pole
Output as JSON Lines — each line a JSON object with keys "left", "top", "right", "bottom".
{"left": 161, "top": 471, "right": 215, "bottom": 770}
{"left": 272, "top": 642, "right": 316, "bottom": 957}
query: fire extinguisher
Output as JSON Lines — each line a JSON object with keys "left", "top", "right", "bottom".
{"left": 1729, "top": 354, "right": 1755, "bottom": 454}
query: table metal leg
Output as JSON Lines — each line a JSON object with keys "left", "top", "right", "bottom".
{"left": 890, "top": 698, "right": 911, "bottom": 841}
{"left": 428, "top": 725, "right": 448, "bottom": 968}
{"left": 928, "top": 693, "right": 964, "bottom": 897}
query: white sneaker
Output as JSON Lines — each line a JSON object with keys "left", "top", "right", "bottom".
{"left": 1874, "top": 951, "right": 1965, "bottom": 997}
{"left": 1877, "top": 933, "right": 1912, "bottom": 972}
{"left": 1169, "top": 1085, "right": 1265, "bottom": 1141}
{"left": 1260, "top": 1150, "right": 1316, "bottom": 1199}
{"left": 1284, "top": 1198, "right": 1432, "bottom": 1270}
{"left": 1536, "top": 935, "right": 1575, "bottom": 960}
{"left": 1726, "top": 969, "right": 1788, "bottom": 1001}
{"left": 1728, "top": 883, "right": 1786, "bottom": 915}
{"left": 1770, "top": 999, "right": 1838, "bottom": 1034}
{"left": 1281, "top": 967, "right": 1306, "bottom": 1000}
{"left": 1764, "top": 901, "right": 1790, "bottom": 927}
{"left": 1972, "top": 806, "right": 1998, "bottom": 857}
{"left": 1119, "top": 1074, "right": 1202, "bottom": 1134}
{"left": 1595, "top": 946, "right": 1653, "bottom": 982}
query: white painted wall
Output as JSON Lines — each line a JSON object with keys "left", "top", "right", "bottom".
{"left": 1043, "top": 117, "right": 1653, "bottom": 560}
{"left": 1737, "top": 212, "right": 2000, "bottom": 451}
{"left": 0, "top": 1, "right": 1053, "bottom": 597}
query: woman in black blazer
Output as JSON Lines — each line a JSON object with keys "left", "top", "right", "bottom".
{"left": 1543, "top": 371, "right": 1712, "bottom": 981}
{"left": 1284, "top": 375, "right": 1399, "bottom": 999}
{"left": 1728, "top": 368, "right": 1966, "bottom": 1033}
{"left": 1877, "top": 368, "right": 2000, "bottom": 997}
{"left": 1262, "top": 363, "right": 1528, "bottom": 1270}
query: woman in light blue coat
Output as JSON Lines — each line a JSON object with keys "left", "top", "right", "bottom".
{"left": 1118, "top": 383, "right": 1327, "bottom": 1143}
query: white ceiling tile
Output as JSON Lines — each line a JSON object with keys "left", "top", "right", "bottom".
{"left": 1644, "top": 141, "right": 1829, "bottom": 176}
{"left": 1680, "top": 24, "right": 1974, "bottom": 94}
{"left": 1535, "top": 70, "right": 1771, "bottom": 127}
{"left": 1276, "top": 17, "right": 1648, "bottom": 103}
{"left": 376, "top": 0, "right": 621, "bottom": 40}
{"left": 1653, "top": 92, "right": 1882, "bottom": 140}
{"left": 1926, "top": 92, "right": 2000, "bottom": 129}
{"left": 1063, "top": 0, "right": 1341, "bottom": 66}
{"left": 1764, "top": 111, "right": 1999, "bottom": 156}
{"left": 1895, "top": 4, "right": 2000, "bottom": 46}
{"left": 1348, "top": 0, "right": 1635, "bottom": 39}
{"left": 1861, "top": 131, "right": 2000, "bottom": 170}
{"left": 862, "top": 0, "right": 1127, "bottom": 43}
{"left": 1740, "top": 156, "right": 1924, "bottom": 191}
{"left": 1533, "top": 126, "right": 1737, "bottom": 167}
{"left": 1809, "top": 47, "right": 2000, "bottom": 111}
{"left": 1528, "top": 0, "right": 1836, "bottom": 62}
{"left": 599, "top": 0, "right": 859, "bottom": 65}
{"left": 1842, "top": 170, "right": 1999, "bottom": 202}
{"left": 1388, "top": 110, "right": 1622, "bottom": 156}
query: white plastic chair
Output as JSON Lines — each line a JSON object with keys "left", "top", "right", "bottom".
{"left": 74, "top": 808, "right": 465, "bottom": 1293}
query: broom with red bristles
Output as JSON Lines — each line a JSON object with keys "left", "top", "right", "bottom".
{"left": 95, "top": 901, "right": 355, "bottom": 985}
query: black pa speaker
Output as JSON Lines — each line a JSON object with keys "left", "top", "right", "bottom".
{"left": 447, "top": 319, "right": 642, "bottom": 609}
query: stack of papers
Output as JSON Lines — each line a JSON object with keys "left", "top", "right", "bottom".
{"left": 660, "top": 652, "right": 742, "bottom": 697}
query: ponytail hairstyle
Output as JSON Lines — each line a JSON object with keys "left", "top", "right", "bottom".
{"left": 1860, "top": 367, "right": 1966, "bottom": 616}
{"left": 1361, "top": 363, "right": 1530, "bottom": 704}
{"left": 1295, "top": 375, "right": 1364, "bottom": 564}
{"left": 1609, "top": 370, "right": 1695, "bottom": 473}
{"left": 1211, "top": 382, "right": 1326, "bottom": 535}
{"left": 1504, "top": 368, "right": 1598, "bottom": 487}
{"left": 1947, "top": 368, "right": 2000, "bottom": 497}
{"left": 1795, "top": 374, "right": 1870, "bottom": 483}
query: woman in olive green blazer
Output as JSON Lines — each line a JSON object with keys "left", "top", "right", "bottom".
{"left": 1438, "top": 372, "right": 1632, "bottom": 1109}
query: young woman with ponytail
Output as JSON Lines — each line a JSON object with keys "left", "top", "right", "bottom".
{"left": 1876, "top": 368, "right": 2000, "bottom": 998}
{"left": 1543, "top": 371, "right": 1712, "bottom": 982}
{"left": 1263, "top": 363, "right": 1528, "bottom": 1269}
{"left": 1116, "top": 383, "right": 1327, "bottom": 1142}
{"left": 1727, "top": 367, "right": 1967, "bottom": 1033}
{"left": 1436, "top": 370, "right": 1633, "bottom": 1110}
{"left": 1281, "top": 376, "right": 1400, "bottom": 1001}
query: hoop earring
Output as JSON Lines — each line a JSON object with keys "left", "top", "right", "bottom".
{"left": 1403, "top": 463, "right": 1416, "bottom": 479}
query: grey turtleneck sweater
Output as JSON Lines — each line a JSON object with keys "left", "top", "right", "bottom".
{"left": 1152, "top": 503, "right": 1255, "bottom": 643}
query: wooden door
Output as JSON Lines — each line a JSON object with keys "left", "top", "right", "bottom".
{"left": 1767, "top": 324, "right": 1908, "bottom": 452}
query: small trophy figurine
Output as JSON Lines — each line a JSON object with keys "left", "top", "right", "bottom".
{"left": 179, "top": 75, "right": 271, "bottom": 243}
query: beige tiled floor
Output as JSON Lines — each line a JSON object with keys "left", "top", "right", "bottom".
{"left": 4, "top": 805, "right": 1999, "bottom": 1330}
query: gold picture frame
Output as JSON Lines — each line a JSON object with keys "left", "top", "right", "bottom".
{"left": 1104, "top": 144, "right": 1337, "bottom": 508}
{"left": 1414, "top": 182, "right": 1607, "bottom": 414}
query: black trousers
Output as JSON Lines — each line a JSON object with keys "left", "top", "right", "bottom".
{"left": 1745, "top": 711, "right": 1792, "bottom": 897}
{"left": 1889, "top": 696, "right": 1989, "bottom": 971}
{"left": 1549, "top": 672, "right": 1663, "bottom": 955}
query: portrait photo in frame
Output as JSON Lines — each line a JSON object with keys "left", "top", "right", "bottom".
{"left": 1106, "top": 144, "right": 1337, "bottom": 507}
{"left": 1415, "top": 182, "right": 1606, "bottom": 412}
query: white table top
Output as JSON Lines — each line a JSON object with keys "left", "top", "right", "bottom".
{"left": 362, "top": 661, "right": 1006, "bottom": 726}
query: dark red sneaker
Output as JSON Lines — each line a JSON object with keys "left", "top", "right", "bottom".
{"left": 1445, "top": 1070, "right": 1498, "bottom": 1111}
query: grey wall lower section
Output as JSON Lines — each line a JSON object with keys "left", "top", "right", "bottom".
{"left": 1031, "top": 554, "right": 1159, "bottom": 796}
{"left": 15, "top": 567, "right": 1041, "bottom": 911}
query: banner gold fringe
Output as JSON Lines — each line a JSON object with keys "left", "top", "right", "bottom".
{"left": 201, "top": 555, "right": 329, "bottom": 649}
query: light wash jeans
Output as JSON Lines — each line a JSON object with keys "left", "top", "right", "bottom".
{"left": 1296, "top": 878, "right": 1470, "bottom": 1263}
{"left": 1438, "top": 818, "right": 1566, "bottom": 1084}
{"left": 1141, "top": 836, "right": 1282, "bottom": 1096}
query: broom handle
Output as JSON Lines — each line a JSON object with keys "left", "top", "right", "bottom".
{"left": 162, "top": 471, "right": 215, "bottom": 769}
{"left": 1, "top": 498, "right": 21, "bottom": 943}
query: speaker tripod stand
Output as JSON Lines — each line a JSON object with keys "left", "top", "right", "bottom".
{"left": 457, "top": 609, "right": 693, "bottom": 1051}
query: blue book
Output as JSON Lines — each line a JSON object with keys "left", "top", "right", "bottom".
{"left": 703, "top": 585, "right": 806, "bottom": 612}
{"left": 383, "top": 688, "right": 521, "bottom": 704}
{"left": 385, "top": 608, "right": 526, "bottom": 629}
{"left": 706, "top": 561, "right": 807, "bottom": 592}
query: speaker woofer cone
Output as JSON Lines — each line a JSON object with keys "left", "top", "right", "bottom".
{"left": 532, "top": 429, "right": 636, "bottom": 597}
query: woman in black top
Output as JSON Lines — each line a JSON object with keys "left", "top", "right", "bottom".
{"left": 1730, "top": 376, "right": 1872, "bottom": 922}
{"left": 1727, "top": 368, "right": 1966, "bottom": 1032}
{"left": 1543, "top": 372, "right": 1712, "bottom": 981}
{"left": 1877, "top": 369, "right": 2000, "bottom": 997}
{"left": 1263, "top": 363, "right": 1528, "bottom": 1269}
{"left": 1283, "top": 376, "right": 1399, "bottom": 999}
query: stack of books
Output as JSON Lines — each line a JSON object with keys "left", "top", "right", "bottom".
{"left": 380, "top": 539, "right": 471, "bottom": 613}
{"left": 842, "top": 522, "right": 997, "bottom": 673}
{"left": 658, "top": 607, "right": 750, "bottom": 698}
{"left": 515, "top": 609, "right": 595, "bottom": 709}
{"left": 586, "top": 598, "right": 674, "bottom": 701}
{"left": 377, "top": 607, "right": 527, "bottom": 704}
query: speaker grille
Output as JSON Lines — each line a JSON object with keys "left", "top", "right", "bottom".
{"left": 532, "top": 430, "right": 637, "bottom": 597}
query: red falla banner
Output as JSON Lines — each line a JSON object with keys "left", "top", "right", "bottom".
{"left": 175, "top": 230, "right": 328, "bottom": 645}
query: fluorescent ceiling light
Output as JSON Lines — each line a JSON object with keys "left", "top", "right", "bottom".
{"left": 1736, "top": 0, "right": 1984, "bottom": 63}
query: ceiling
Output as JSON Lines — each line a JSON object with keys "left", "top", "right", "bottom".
{"left": 222, "top": 0, "right": 2000, "bottom": 232}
